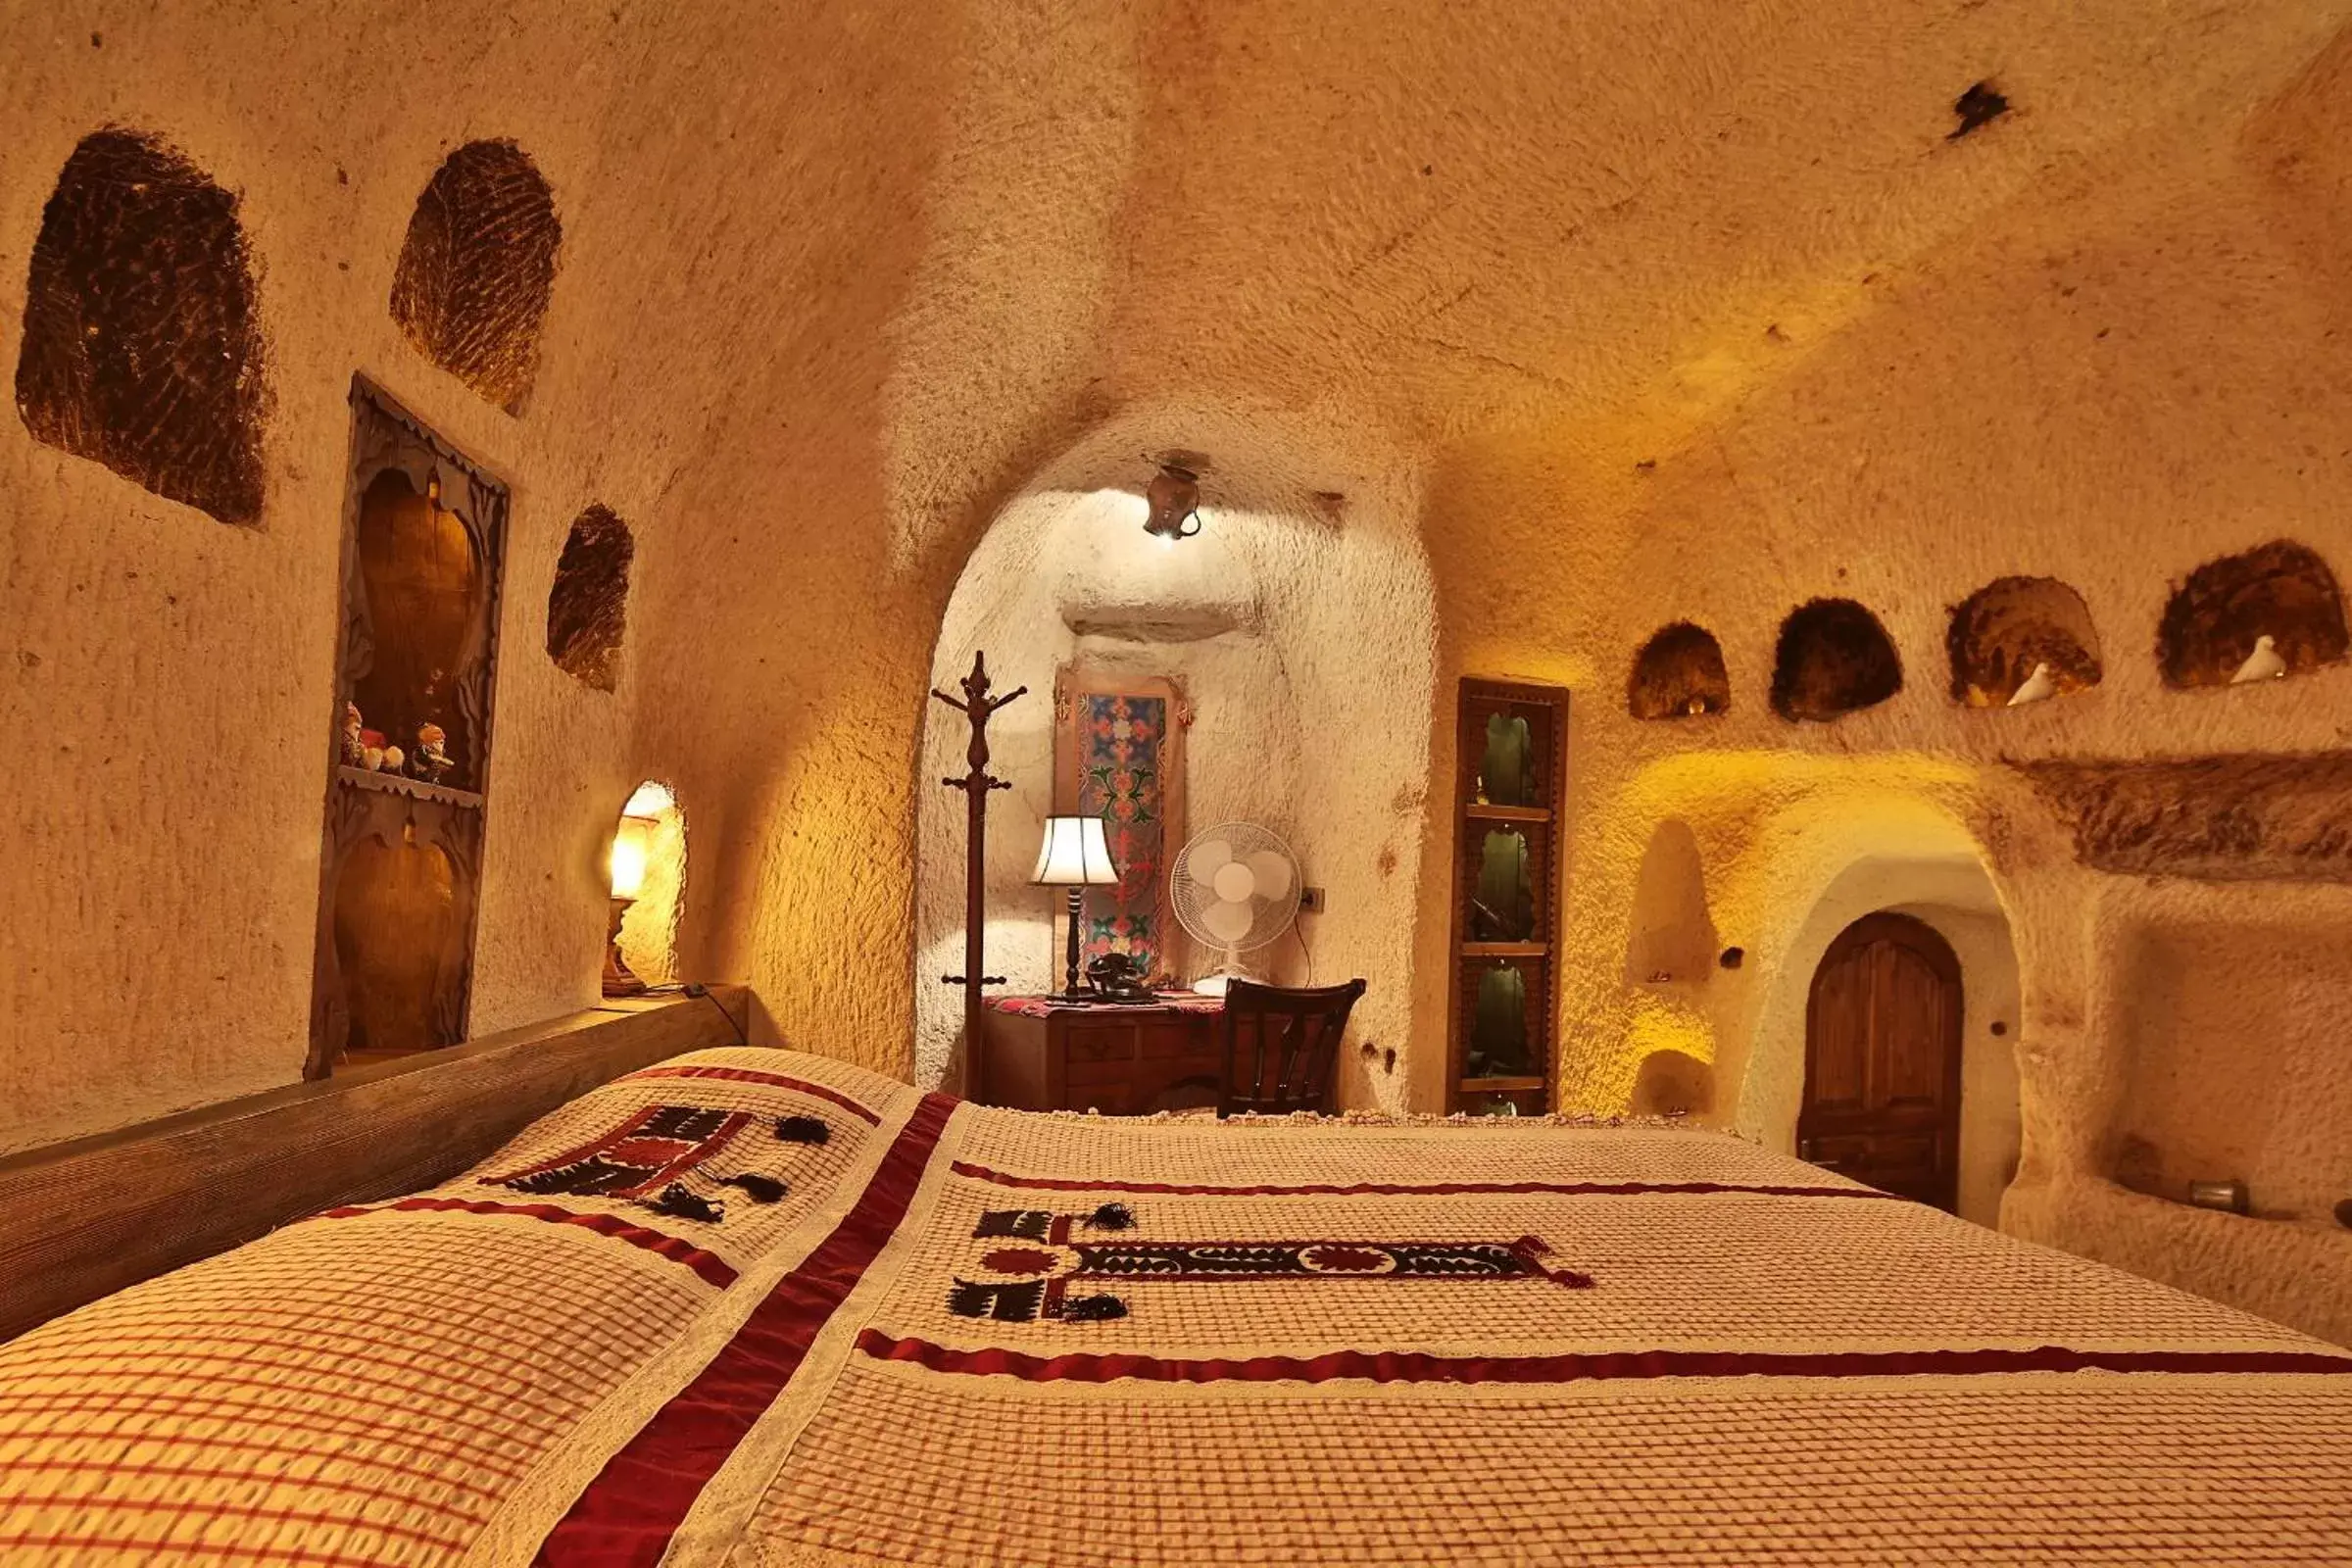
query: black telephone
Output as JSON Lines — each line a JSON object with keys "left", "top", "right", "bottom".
{"left": 1085, "top": 952, "right": 1157, "bottom": 1004}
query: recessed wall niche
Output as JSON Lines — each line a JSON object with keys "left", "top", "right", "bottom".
{"left": 1947, "top": 576, "right": 2103, "bottom": 706}
{"left": 546, "top": 505, "right": 634, "bottom": 691}
{"left": 389, "top": 140, "right": 561, "bottom": 411}
{"left": 1770, "top": 599, "right": 1903, "bottom": 721}
{"left": 1627, "top": 622, "right": 1731, "bottom": 719}
{"left": 2156, "top": 540, "right": 2348, "bottom": 688}
{"left": 14, "top": 129, "right": 266, "bottom": 524}
{"left": 308, "top": 380, "right": 510, "bottom": 1075}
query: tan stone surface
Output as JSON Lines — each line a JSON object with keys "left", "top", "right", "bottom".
{"left": 3, "top": 2, "right": 2350, "bottom": 1343}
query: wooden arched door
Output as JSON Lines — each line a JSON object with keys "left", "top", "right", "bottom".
{"left": 1799, "top": 912, "right": 1964, "bottom": 1210}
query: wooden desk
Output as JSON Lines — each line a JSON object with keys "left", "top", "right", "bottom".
{"left": 976, "top": 996, "right": 1225, "bottom": 1114}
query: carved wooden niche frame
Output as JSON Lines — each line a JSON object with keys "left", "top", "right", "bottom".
{"left": 306, "top": 377, "right": 511, "bottom": 1078}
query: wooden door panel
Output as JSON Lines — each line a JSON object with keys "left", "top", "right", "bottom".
{"left": 1875, "top": 945, "right": 1950, "bottom": 1107}
{"left": 1801, "top": 913, "right": 1963, "bottom": 1212}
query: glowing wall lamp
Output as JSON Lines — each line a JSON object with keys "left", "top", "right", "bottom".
{"left": 1142, "top": 463, "right": 1202, "bottom": 543}
{"left": 603, "top": 781, "right": 672, "bottom": 997}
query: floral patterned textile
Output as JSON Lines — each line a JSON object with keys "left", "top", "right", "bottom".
{"left": 1071, "top": 692, "right": 1172, "bottom": 975}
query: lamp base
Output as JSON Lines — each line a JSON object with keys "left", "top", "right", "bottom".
{"left": 602, "top": 897, "right": 647, "bottom": 998}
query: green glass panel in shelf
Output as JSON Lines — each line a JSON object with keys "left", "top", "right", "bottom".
{"left": 1467, "top": 961, "right": 1531, "bottom": 1077}
{"left": 1473, "top": 828, "right": 1533, "bottom": 940}
{"left": 1478, "top": 710, "right": 1534, "bottom": 806}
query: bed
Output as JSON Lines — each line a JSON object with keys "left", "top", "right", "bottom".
{"left": 1, "top": 1046, "right": 2347, "bottom": 1565}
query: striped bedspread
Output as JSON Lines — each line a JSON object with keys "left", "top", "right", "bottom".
{"left": 1, "top": 1046, "right": 2347, "bottom": 1564}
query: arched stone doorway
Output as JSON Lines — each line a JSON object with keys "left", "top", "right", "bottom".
{"left": 1800, "top": 912, "right": 1965, "bottom": 1211}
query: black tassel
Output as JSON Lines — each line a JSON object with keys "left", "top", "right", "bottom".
{"left": 721, "top": 1173, "right": 787, "bottom": 1203}
{"left": 1061, "top": 1294, "right": 1129, "bottom": 1322}
{"left": 648, "top": 1184, "right": 723, "bottom": 1223}
{"left": 776, "top": 1115, "right": 831, "bottom": 1146}
{"left": 1085, "top": 1202, "right": 1136, "bottom": 1232}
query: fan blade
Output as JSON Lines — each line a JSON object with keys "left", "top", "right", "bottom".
{"left": 1244, "top": 849, "right": 1292, "bottom": 902}
{"left": 1200, "top": 900, "right": 1253, "bottom": 943}
{"left": 1188, "top": 838, "right": 1234, "bottom": 885}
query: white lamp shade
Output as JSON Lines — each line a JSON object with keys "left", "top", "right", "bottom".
{"left": 1032, "top": 815, "right": 1120, "bottom": 887}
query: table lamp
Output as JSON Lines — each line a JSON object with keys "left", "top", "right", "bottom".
{"left": 1033, "top": 815, "right": 1120, "bottom": 1002}
{"left": 603, "top": 784, "right": 669, "bottom": 997}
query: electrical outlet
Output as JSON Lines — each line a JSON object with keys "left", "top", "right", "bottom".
{"left": 1298, "top": 885, "right": 1326, "bottom": 913}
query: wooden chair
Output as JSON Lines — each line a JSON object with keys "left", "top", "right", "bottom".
{"left": 1218, "top": 979, "right": 1368, "bottom": 1117}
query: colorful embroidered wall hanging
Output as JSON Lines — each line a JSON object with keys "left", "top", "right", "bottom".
{"left": 1055, "top": 672, "right": 1186, "bottom": 979}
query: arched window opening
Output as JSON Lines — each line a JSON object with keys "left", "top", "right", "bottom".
{"left": 1947, "top": 576, "right": 2102, "bottom": 707}
{"left": 1627, "top": 622, "right": 1731, "bottom": 719}
{"left": 1770, "top": 599, "right": 1902, "bottom": 722}
{"left": 15, "top": 128, "right": 267, "bottom": 523}
{"left": 389, "top": 140, "right": 561, "bottom": 411}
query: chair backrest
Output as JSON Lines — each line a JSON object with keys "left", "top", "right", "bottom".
{"left": 1218, "top": 978, "right": 1368, "bottom": 1117}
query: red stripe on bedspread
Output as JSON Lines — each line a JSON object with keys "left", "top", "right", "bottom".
{"left": 949, "top": 1159, "right": 1903, "bottom": 1201}
{"left": 856, "top": 1333, "right": 2352, "bottom": 1386}
{"left": 616, "top": 1064, "right": 884, "bottom": 1124}
{"left": 314, "top": 1198, "right": 737, "bottom": 1289}
{"left": 534, "top": 1092, "right": 958, "bottom": 1568}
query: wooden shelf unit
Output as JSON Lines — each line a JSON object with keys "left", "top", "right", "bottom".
{"left": 1446, "top": 677, "right": 1568, "bottom": 1115}
{"left": 306, "top": 377, "right": 511, "bottom": 1079}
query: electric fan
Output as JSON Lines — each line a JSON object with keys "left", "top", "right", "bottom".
{"left": 1169, "top": 821, "right": 1300, "bottom": 995}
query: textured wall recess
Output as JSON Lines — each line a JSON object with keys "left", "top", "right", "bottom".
{"left": 546, "top": 504, "right": 634, "bottom": 691}
{"left": 14, "top": 128, "right": 267, "bottom": 524}
{"left": 1627, "top": 621, "right": 1731, "bottom": 719}
{"left": 1947, "top": 575, "right": 2102, "bottom": 706}
{"left": 2018, "top": 753, "right": 2352, "bottom": 882}
{"left": 1770, "top": 599, "right": 1902, "bottom": 721}
{"left": 389, "top": 141, "right": 561, "bottom": 411}
{"left": 2157, "top": 540, "right": 2348, "bottom": 688}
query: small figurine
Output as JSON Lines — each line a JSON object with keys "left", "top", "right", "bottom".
{"left": 360, "top": 727, "right": 387, "bottom": 772}
{"left": 413, "top": 722, "right": 452, "bottom": 783}
{"left": 2230, "top": 633, "right": 2287, "bottom": 685}
{"left": 339, "top": 703, "right": 366, "bottom": 765}
{"left": 2006, "top": 662, "right": 2056, "bottom": 707}
{"left": 380, "top": 744, "right": 406, "bottom": 774}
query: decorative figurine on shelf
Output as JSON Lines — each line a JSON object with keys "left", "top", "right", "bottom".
{"left": 412, "top": 722, "right": 452, "bottom": 783}
{"left": 340, "top": 703, "right": 366, "bottom": 766}
{"left": 380, "top": 744, "right": 405, "bottom": 774}
{"left": 359, "top": 727, "right": 387, "bottom": 772}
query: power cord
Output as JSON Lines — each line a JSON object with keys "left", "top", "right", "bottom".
{"left": 680, "top": 981, "right": 750, "bottom": 1046}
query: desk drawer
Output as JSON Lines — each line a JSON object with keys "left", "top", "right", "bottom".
{"left": 1064, "top": 1026, "right": 1138, "bottom": 1065}
{"left": 1140, "top": 1021, "right": 1214, "bottom": 1060}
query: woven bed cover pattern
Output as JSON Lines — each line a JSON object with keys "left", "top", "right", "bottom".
{"left": 1, "top": 1049, "right": 2348, "bottom": 1565}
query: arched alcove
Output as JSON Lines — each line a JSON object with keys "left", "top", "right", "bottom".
{"left": 1627, "top": 622, "right": 1730, "bottom": 719}
{"left": 547, "top": 504, "right": 634, "bottom": 691}
{"left": 1770, "top": 598, "right": 1902, "bottom": 721}
{"left": 389, "top": 140, "right": 561, "bottom": 411}
{"left": 1630, "top": 1049, "right": 1713, "bottom": 1117}
{"left": 1624, "top": 818, "right": 1717, "bottom": 986}
{"left": 911, "top": 418, "right": 1437, "bottom": 1108}
{"left": 15, "top": 128, "right": 267, "bottom": 524}
{"left": 611, "top": 780, "right": 686, "bottom": 989}
{"left": 1947, "top": 576, "right": 2103, "bottom": 706}
{"left": 2156, "top": 539, "right": 2348, "bottom": 688}
{"left": 1728, "top": 798, "right": 2023, "bottom": 1230}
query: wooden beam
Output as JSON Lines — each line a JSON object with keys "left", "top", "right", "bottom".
{"left": 0, "top": 986, "right": 751, "bottom": 1344}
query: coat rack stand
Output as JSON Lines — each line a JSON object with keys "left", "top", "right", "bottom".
{"left": 934, "top": 652, "right": 1027, "bottom": 1088}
